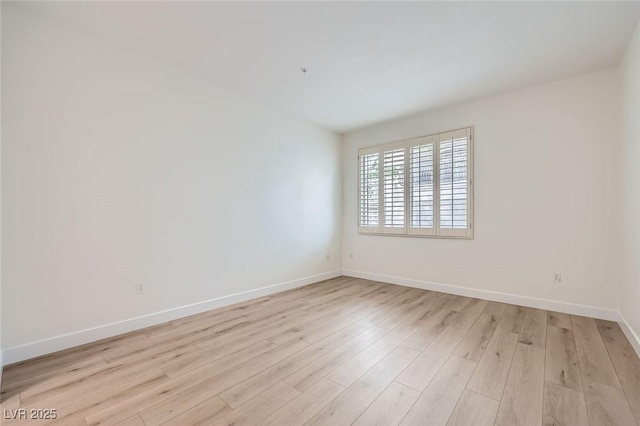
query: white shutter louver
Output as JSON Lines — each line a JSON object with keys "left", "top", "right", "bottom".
{"left": 382, "top": 142, "right": 406, "bottom": 233}
{"left": 409, "top": 136, "right": 436, "bottom": 236}
{"left": 358, "top": 147, "right": 380, "bottom": 233}
{"left": 438, "top": 128, "right": 472, "bottom": 237}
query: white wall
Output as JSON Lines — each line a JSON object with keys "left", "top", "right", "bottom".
{"left": 620, "top": 21, "right": 640, "bottom": 344}
{"left": 0, "top": 1, "right": 3, "bottom": 375}
{"left": 343, "top": 69, "right": 622, "bottom": 314}
{"left": 1, "top": 4, "right": 341, "bottom": 357}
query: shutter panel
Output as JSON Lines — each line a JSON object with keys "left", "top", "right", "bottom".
{"left": 438, "top": 128, "right": 472, "bottom": 237}
{"left": 358, "top": 146, "right": 380, "bottom": 233}
{"left": 382, "top": 141, "right": 406, "bottom": 234}
{"left": 409, "top": 136, "right": 436, "bottom": 236}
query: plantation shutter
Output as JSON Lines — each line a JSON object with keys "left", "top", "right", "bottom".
{"left": 358, "top": 146, "right": 381, "bottom": 233}
{"left": 382, "top": 141, "right": 407, "bottom": 234}
{"left": 438, "top": 128, "right": 472, "bottom": 237}
{"left": 409, "top": 136, "right": 436, "bottom": 236}
{"left": 357, "top": 127, "right": 473, "bottom": 239}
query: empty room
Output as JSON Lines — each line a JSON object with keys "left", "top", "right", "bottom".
{"left": 2, "top": 1, "right": 640, "bottom": 425}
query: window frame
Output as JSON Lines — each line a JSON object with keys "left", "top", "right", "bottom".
{"left": 357, "top": 126, "right": 474, "bottom": 239}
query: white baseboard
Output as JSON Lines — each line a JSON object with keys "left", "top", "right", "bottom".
{"left": 342, "top": 269, "right": 621, "bottom": 321}
{"left": 619, "top": 312, "right": 640, "bottom": 358}
{"left": 2, "top": 270, "right": 342, "bottom": 366}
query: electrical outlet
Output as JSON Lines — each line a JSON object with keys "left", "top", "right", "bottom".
{"left": 326, "top": 254, "right": 330, "bottom": 262}
{"left": 553, "top": 273, "right": 562, "bottom": 283}
{"left": 350, "top": 253, "right": 354, "bottom": 260}
{"left": 136, "top": 283, "right": 145, "bottom": 294}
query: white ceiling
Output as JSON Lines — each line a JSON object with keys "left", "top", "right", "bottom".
{"left": 22, "top": 1, "right": 640, "bottom": 133}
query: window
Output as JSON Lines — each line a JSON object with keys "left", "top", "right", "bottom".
{"left": 358, "top": 127, "right": 473, "bottom": 238}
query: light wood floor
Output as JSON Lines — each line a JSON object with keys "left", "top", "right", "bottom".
{"left": 2, "top": 277, "right": 640, "bottom": 426}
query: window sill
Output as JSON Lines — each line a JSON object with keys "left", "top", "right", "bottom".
{"left": 357, "top": 231, "right": 474, "bottom": 240}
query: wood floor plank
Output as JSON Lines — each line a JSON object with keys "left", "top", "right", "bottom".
{"left": 2, "top": 334, "right": 150, "bottom": 384}
{"left": 545, "top": 325, "right": 582, "bottom": 392}
{"left": 243, "top": 288, "right": 353, "bottom": 325}
{"left": 447, "top": 389, "right": 499, "bottom": 426}
{"left": 46, "top": 369, "right": 171, "bottom": 426}
{"left": 572, "top": 315, "right": 622, "bottom": 389}
{"left": 115, "top": 415, "right": 146, "bottom": 426}
{"left": 395, "top": 292, "right": 453, "bottom": 331}
{"left": 466, "top": 322, "right": 519, "bottom": 400}
{"left": 284, "top": 326, "right": 388, "bottom": 392}
{"left": 596, "top": 319, "right": 640, "bottom": 424}
{"left": 1, "top": 356, "right": 108, "bottom": 402}
{"left": 0, "top": 392, "right": 20, "bottom": 410}
{"left": 396, "top": 326, "right": 468, "bottom": 391}
{"left": 307, "top": 345, "right": 420, "bottom": 426}
{"left": 449, "top": 299, "right": 490, "bottom": 330}
{"left": 301, "top": 309, "right": 376, "bottom": 344}
{"left": 400, "top": 355, "right": 477, "bottom": 426}
{"left": 518, "top": 308, "right": 547, "bottom": 349}
{"left": 168, "top": 279, "right": 339, "bottom": 328}
{"left": 276, "top": 304, "right": 350, "bottom": 331}
{"left": 584, "top": 383, "right": 638, "bottom": 426}
{"left": 258, "top": 378, "right": 344, "bottom": 426}
{"left": 367, "top": 286, "right": 418, "bottom": 308}
{"left": 0, "top": 393, "right": 21, "bottom": 425}
{"left": 177, "top": 339, "right": 278, "bottom": 376}
{"left": 442, "top": 295, "right": 473, "bottom": 312}
{"left": 340, "top": 311, "right": 386, "bottom": 336}
{"left": 21, "top": 362, "right": 169, "bottom": 412}
{"left": 278, "top": 287, "right": 373, "bottom": 324}
{"left": 210, "top": 382, "right": 300, "bottom": 426}
{"left": 148, "top": 317, "right": 220, "bottom": 342}
{"left": 84, "top": 338, "right": 309, "bottom": 426}
{"left": 288, "top": 300, "right": 363, "bottom": 327}
{"left": 139, "top": 379, "right": 225, "bottom": 425}
{"left": 454, "top": 312, "right": 501, "bottom": 361}
{"left": 543, "top": 381, "right": 588, "bottom": 426}
{"left": 267, "top": 313, "right": 355, "bottom": 345}
{"left": 103, "top": 335, "right": 180, "bottom": 363}
{"left": 160, "top": 396, "right": 231, "bottom": 426}
{"left": 547, "top": 311, "right": 572, "bottom": 329}
{"left": 327, "top": 330, "right": 409, "bottom": 387}
{"left": 21, "top": 343, "right": 200, "bottom": 408}
{"left": 219, "top": 330, "right": 354, "bottom": 408}
{"left": 12, "top": 357, "right": 119, "bottom": 406}
{"left": 402, "top": 309, "right": 458, "bottom": 351}
{"left": 497, "top": 304, "right": 527, "bottom": 334}
{"left": 167, "top": 291, "right": 278, "bottom": 326}
{"left": 353, "top": 290, "right": 422, "bottom": 328}
{"left": 352, "top": 381, "right": 421, "bottom": 426}
{"left": 376, "top": 291, "right": 440, "bottom": 331}
{"left": 196, "top": 319, "right": 299, "bottom": 356}
{"left": 482, "top": 302, "right": 507, "bottom": 319}
{"left": 495, "top": 343, "right": 545, "bottom": 426}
